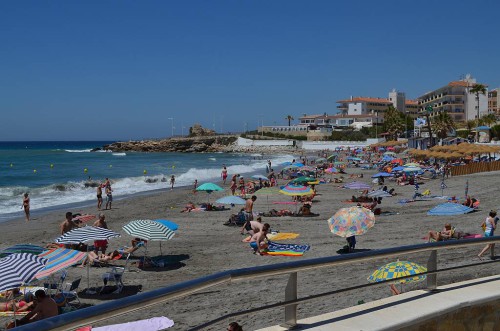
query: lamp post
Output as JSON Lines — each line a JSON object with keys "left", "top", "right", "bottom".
{"left": 168, "top": 117, "right": 174, "bottom": 137}
{"left": 424, "top": 106, "right": 434, "bottom": 148}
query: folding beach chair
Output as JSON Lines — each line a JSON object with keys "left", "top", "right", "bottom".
{"left": 60, "top": 277, "right": 82, "bottom": 308}
{"left": 99, "top": 253, "right": 131, "bottom": 294}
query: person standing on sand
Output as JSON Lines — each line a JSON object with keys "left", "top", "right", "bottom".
{"left": 221, "top": 166, "right": 228, "bottom": 184}
{"left": 105, "top": 185, "right": 113, "bottom": 210}
{"left": 93, "top": 213, "right": 109, "bottom": 254}
{"left": 96, "top": 185, "right": 103, "bottom": 210}
{"left": 230, "top": 175, "right": 238, "bottom": 195}
{"left": 22, "top": 193, "right": 30, "bottom": 221}
{"left": 170, "top": 175, "right": 175, "bottom": 190}
{"left": 193, "top": 179, "right": 198, "bottom": 193}
{"left": 243, "top": 195, "right": 256, "bottom": 222}
{"left": 60, "top": 212, "right": 78, "bottom": 235}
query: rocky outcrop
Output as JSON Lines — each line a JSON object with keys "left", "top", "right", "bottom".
{"left": 189, "top": 124, "right": 216, "bottom": 137}
{"left": 102, "top": 136, "right": 238, "bottom": 153}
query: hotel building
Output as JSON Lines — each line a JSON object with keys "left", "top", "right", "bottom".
{"left": 416, "top": 75, "right": 488, "bottom": 122}
{"left": 488, "top": 88, "right": 499, "bottom": 115}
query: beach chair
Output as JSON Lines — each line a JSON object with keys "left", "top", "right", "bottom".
{"left": 43, "top": 270, "right": 67, "bottom": 295}
{"left": 99, "top": 253, "right": 130, "bottom": 294}
{"left": 60, "top": 277, "right": 82, "bottom": 307}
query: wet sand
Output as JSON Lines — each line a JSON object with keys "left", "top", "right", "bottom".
{"left": 1, "top": 169, "right": 499, "bottom": 330}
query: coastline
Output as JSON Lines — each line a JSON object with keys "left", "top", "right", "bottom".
{"left": 1, "top": 169, "right": 498, "bottom": 330}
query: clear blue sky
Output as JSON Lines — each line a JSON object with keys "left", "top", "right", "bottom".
{"left": 1, "top": 0, "right": 499, "bottom": 141}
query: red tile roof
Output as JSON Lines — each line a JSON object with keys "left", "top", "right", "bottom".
{"left": 448, "top": 81, "right": 488, "bottom": 87}
{"left": 337, "top": 97, "right": 392, "bottom": 104}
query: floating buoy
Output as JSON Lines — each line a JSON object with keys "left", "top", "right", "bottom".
{"left": 33, "top": 169, "right": 37, "bottom": 173}
{"left": 50, "top": 164, "right": 54, "bottom": 168}
{"left": 84, "top": 168, "right": 88, "bottom": 173}
{"left": 172, "top": 165, "right": 175, "bottom": 169}
{"left": 143, "top": 170, "right": 147, "bottom": 174}
{"left": 109, "top": 165, "right": 113, "bottom": 168}
{"left": 10, "top": 163, "right": 13, "bottom": 167}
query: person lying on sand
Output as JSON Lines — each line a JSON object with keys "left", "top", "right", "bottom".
{"left": 81, "top": 250, "right": 122, "bottom": 266}
{"left": 180, "top": 202, "right": 196, "bottom": 213}
{"left": 427, "top": 223, "right": 454, "bottom": 242}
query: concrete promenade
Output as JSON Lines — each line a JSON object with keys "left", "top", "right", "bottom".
{"left": 257, "top": 275, "right": 500, "bottom": 330}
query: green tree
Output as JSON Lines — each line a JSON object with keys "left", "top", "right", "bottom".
{"left": 469, "top": 84, "right": 487, "bottom": 141}
{"left": 431, "top": 111, "right": 456, "bottom": 139}
{"left": 491, "top": 124, "right": 500, "bottom": 139}
{"left": 465, "top": 119, "right": 477, "bottom": 131}
{"left": 285, "top": 115, "right": 294, "bottom": 126}
{"left": 481, "top": 113, "right": 497, "bottom": 127}
{"left": 382, "top": 106, "right": 405, "bottom": 140}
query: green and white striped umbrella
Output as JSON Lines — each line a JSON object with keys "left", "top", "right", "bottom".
{"left": 123, "top": 220, "right": 176, "bottom": 241}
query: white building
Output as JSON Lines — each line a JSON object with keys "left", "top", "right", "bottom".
{"left": 417, "top": 75, "right": 488, "bottom": 122}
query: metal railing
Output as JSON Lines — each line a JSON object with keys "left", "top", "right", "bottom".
{"left": 17, "top": 237, "right": 500, "bottom": 331}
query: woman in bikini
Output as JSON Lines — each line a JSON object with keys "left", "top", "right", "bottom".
{"left": 1, "top": 299, "right": 32, "bottom": 312}
{"left": 22, "top": 193, "right": 30, "bottom": 222}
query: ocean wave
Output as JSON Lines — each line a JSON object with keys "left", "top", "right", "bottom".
{"left": 112, "top": 153, "right": 126, "bottom": 156}
{"left": 64, "top": 149, "right": 92, "bottom": 153}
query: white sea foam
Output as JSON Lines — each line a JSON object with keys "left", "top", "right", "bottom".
{"left": 64, "top": 149, "right": 92, "bottom": 153}
{"left": 112, "top": 153, "right": 126, "bottom": 156}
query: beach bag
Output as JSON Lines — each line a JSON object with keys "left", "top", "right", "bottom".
{"left": 481, "top": 222, "right": 486, "bottom": 232}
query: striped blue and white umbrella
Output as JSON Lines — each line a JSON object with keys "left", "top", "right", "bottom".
{"left": 123, "top": 220, "right": 176, "bottom": 241}
{"left": 0, "top": 253, "right": 47, "bottom": 292}
{"left": 54, "top": 226, "right": 121, "bottom": 244}
{"left": 0, "top": 244, "right": 45, "bottom": 258}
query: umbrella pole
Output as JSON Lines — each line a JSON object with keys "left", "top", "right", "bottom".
{"left": 85, "top": 246, "right": 96, "bottom": 295}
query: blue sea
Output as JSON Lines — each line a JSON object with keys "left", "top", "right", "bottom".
{"left": 0, "top": 141, "right": 293, "bottom": 221}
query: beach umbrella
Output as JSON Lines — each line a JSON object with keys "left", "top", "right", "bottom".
{"left": 327, "top": 206, "right": 375, "bottom": 238}
{"left": 391, "top": 166, "right": 405, "bottom": 172}
{"left": 55, "top": 226, "right": 121, "bottom": 245}
{"left": 279, "top": 184, "right": 313, "bottom": 196}
{"left": 251, "top": 175, "right": 269, "bottom": 181}
{"left": 402, "top": 166, "right": 421, "bottom": 173}
{"left": 382, "top": 155, "right": 394, "bottom": 162}
{"left": 34, "top": 248, "right": 87, "bottom": 280}
{"left": 343, "top": 181, "right": 371, "bottom": 190}
{"left": 465, "top": 179, "right": 469, "bottom": 198}
{"left": 368, "top": 260, "right": 427, "bottom": 284}
{"left": 196, "top": 182, "right": 223, "bottom": 193}
{"left": 347, "top": 157, "right": 362, "bottom": 161}
{"left": 427, "top": 203, "right": 474, "bottom": 216}
{"left": 153, "top": 220, "right": 179, "bottom": 231}
{"left": 315, "top": 158, "right": 327, "bottom": 164}
{"left": 255, "top": 187, "right": 281, "bottom": 211}
{"left": 292, "top": 162, "right": 305, "bottom": 167}
{"left": 371, "top": 172, "right": 393, "bottom": 178}
{"left": 324, "top": 167, "right": 338, "bottom": 174}
{"left": 291, "top": 176, "right": 316, "bottom": 185}
{"left": 196, "top": 182, "right": 223, "bottom": 203}
{"left": 0, "top": 244, "right": 45, "bottom": 258}
{"left": 281, "top": 161, "right": 292, "bottom": 166}
{"left": 123, "top": 220, "right": 176, "bottom": 241}
{"left": 404, "top": 162, "right": 420, "bottom": 167}
{"left": 216, "top": 195, "right": 247, "bottom": 205}
{"left": 367, "top": 190, "right": 393, "bottom": 198}
{"left": 72, "top": 214, "right": 96, "bottom": 224}
{"left": 0, "top": 253, "right": 47, "bottom": 292}
{"left": 383, "top": 152, "right": 397, "bottom": 156}
{"left": 124, "top": 219, "right": 176, "bottom": 260}
{"left": 327, "top": 154, "right": 338, "bottom": 161}
{"left": 54, "top": 226, "right": 120, "bottom": 293}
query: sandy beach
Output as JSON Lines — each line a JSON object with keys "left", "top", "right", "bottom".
{"left": 1, "top": 167, "right": 499, "bottom": 330}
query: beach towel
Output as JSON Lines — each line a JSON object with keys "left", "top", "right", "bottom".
{"left": 76, "top": 317, "right": 174, "bottom": 331}
{"left": 267, "top": 233, "right": 300, "bottom": 241}
{"left": 260, "top": 241, "right": 310, "bottom": 256}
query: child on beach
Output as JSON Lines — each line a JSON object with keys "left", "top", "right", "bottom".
{"left": 22, "top": 193, "right": 30, "bottom": 221}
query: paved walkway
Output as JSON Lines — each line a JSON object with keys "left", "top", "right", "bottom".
{"left": 257, "top": 275, "right": 500, "bottom": 330}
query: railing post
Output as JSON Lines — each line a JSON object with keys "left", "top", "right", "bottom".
{"left": 426, "top": 250, "right": 437, "bottom": 291}
{"left": 490, "top": 245, "right": 495, "bottom": 260}
{"left": 281, "top": 272, "right": 298, "bottom": 329}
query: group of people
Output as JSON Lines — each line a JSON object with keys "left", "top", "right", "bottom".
{"left": 1, "top": 289, "right": 58, "bottom": 328}
{"left": 96, "top": 178, "right": 113, "bottom": 210}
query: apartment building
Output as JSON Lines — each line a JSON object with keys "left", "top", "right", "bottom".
{"left": 488, "top": 88, "right": 499, "bottom": 115}
{"left": 417, "top": 75, "right": 488, "bottom": 122}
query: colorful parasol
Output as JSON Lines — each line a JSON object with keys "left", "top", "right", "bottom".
{"left": 279, "top": 184, "right": 313, "bottom": 196}
{"left": 367, "top": 260, "right": 427, "bottom": 284}
{"left": 327, "top": 206, "right": 375, "bottom": 237}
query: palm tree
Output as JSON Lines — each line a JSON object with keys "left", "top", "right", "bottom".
{"left": 431, "top": 112, "right": 456, "bottom": 139}
{"left": 481, "top": 113, "right": 497, "bottom": 127}
{"left": 285, "top": 115, "right": 294, "bottom": 126}
{"left": 469, "top": 84, "right": 487, "bottom": 141}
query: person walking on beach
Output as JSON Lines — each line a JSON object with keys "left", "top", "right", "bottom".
{"left": 221, "top": 165, "right": 228, "bottom": 184}
{"left": 238, "top": 176, "right": 246, "bottom": 196}
{"left": 105, "top": 185, "right": 113, "bottom": 210}
{"left": 96, "top": 185, "right": 103, "bottom": 210}
{"left": 193, "top": 179, "right": 198, "bottom": 194}
{"left": 478, "top": 210, "right": 497, "bottom": 260}
{"left": 22, "top": 193, "right": 30, "bottom": 221}
{"left": 170, "top": 175, "right": 175, "bottom": 190}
